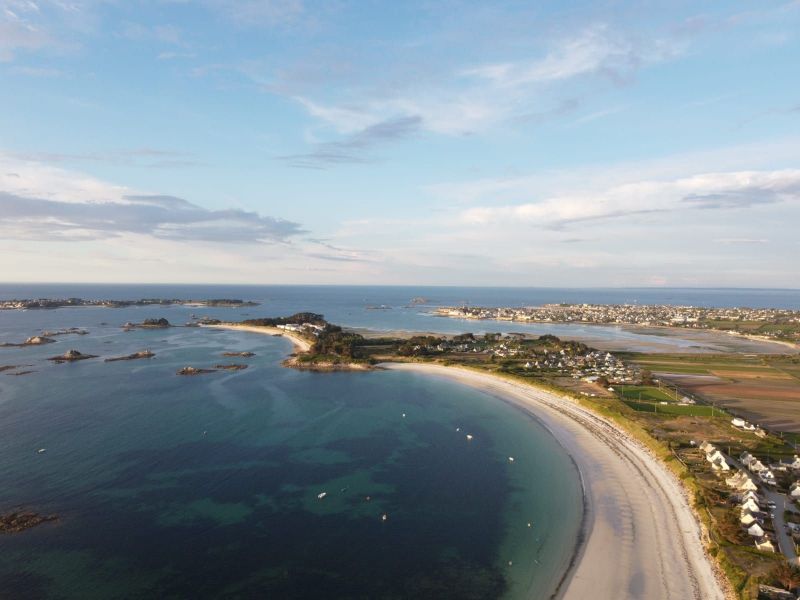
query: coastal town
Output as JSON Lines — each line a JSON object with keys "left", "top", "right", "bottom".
{"left": 436, "top": 304, "right": 800, "bottom": 344}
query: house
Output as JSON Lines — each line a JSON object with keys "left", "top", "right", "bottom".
{"left": 732, "top": 417, "right": 747, "bottom": 428}
{"left": 790, "top": 482, "right": 800, "bottom": 498}
{"left": 755, "top": 537, "right": 776, "bottom": 552}
{"left": 789, "top": 455, "right": 800, "bottom": 470}
{"left": 747, "top": 523, "right": 765, "bottom": 537}
{"left": 741, "top": 498, "right": 761, "bottom": 513}
{"left": 742, "top": 490, "right": 760, "bottom": 503}
{"left": 740, "top": 511, "right": 758, "bottom": 527}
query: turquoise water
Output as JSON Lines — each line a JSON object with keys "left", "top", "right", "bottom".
{"left": 0, "top": 320, "right": 582, "bottom": 599}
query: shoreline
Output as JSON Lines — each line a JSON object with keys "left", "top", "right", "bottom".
{"left": 383, "top": 362, "right": 730, "bottom": 600}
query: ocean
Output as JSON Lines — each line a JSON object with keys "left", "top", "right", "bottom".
{"left": 0, "top": 285, "right": 796, "bottom": 598}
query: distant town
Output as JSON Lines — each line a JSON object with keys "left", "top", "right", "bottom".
{"left": 0, "top": 298, "right": 259, "bottom": 310}
{"left": 436, "top": 303, "right": 800, "bottom": 344}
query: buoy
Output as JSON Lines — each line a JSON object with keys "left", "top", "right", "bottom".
{"left": 508, "top": 560, "right": 513, "bottom": 566}
{"left": 402, "top": 413, "right": 406, "bottom": 418}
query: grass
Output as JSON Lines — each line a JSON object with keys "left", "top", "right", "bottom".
{"left": 621, "top": 400, "right": 720, "bottom": 416}
{"left": 618, "top": 385, "right": 678, "bottom": 403}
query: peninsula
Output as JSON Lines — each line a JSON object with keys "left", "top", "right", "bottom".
{"left": 435, "top": 303, "right": 800, "bottom": 346}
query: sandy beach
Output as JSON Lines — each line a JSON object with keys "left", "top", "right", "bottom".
{"left": 202, "top": 324, "right": 313, "bottom": 353}
{"left": 385, "top": 363, "right": 730, "bottom": 600}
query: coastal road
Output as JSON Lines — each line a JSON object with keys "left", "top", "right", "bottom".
{"left": 765, "top": 489, "right": 799, "bottom": 565}
{"left": 386, "top": 363, "right": 728, "bottom": 600}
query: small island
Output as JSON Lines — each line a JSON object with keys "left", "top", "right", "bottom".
{"left": 123, "top": 318, "right": 171, "bottom": 330}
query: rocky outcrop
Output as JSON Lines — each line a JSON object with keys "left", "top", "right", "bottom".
{"left": 177, "top": 366, "right": 216, "bottom": 375}
{"left": 47, "top": 349, "right": 97, "bottom": 363}
{"left": 0, "top": 336, "right": 56, "bottom": 347}
{"left": 222, "top": 351, "right": 255, "bottom": 357}
{"left": 104, "top": 350, "right": 155, "bottom": 362}
{"left": 0, "top": 511, "right": 58, "bottom": 534}
{"left": 214, "top": 364, "right": 248, "bottom": 371}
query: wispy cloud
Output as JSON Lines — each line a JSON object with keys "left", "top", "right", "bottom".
{"left": 278, "top": 115, "right": 422, "bottom": 168}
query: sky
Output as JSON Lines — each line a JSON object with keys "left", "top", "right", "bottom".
{"left": 1, "top": 0, "right": 799, "bottom": 287}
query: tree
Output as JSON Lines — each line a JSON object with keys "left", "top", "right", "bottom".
{"left": 640, "top": 368, "right": 654, "bottom": 385}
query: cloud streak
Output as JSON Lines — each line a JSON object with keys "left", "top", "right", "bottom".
{"left": 460, "top": 169, "right": 800, "bottom": 229}
{"left": 278, "top": 115, "right": 422, "bottom": 168}
{"left": 0, "top": 191, "right": 304, "bottom": 243}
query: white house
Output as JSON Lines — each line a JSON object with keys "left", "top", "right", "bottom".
{"left": 790, "top": 482, "right": 800, "bottom": 498}
{"left": 755, "top": 537, "right": 776, "bottom": 552}
{"left": 740, "top": 512, "right": 758, "bottom": 526}
{"left": 742, "top": 498, "right": 760, "bottom": 513}
{"left": 747, "top": 523, "right": 765, "bottom": 537}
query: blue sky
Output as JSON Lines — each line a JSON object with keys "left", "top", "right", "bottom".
{"left": 1, "top": 0, "right": 799, "bottom": 286}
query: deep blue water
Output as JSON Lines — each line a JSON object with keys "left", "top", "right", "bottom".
{"left": 0, "top": 288, "right": 587, "bottom": 600}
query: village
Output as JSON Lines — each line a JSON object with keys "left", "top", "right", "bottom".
{"left": 435, "top": 303, "right": 800, "bottom": 343}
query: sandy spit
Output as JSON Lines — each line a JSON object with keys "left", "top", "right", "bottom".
{"left": 201, "top": 324, "right": 313, "bottom": 353}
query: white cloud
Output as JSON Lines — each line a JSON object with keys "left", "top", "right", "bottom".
{"left": 460, "top": 169, "right": 800, "bottom": 228}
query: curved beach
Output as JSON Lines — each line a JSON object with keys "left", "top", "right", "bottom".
{"left": 202, "top": 323, "right": 312, "bottom": 352}
{"left": 385, "top": 363, "right": 728, "bottom": 600}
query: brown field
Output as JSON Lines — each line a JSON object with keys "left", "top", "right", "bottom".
{"left": 626, "top": 353, "right": 800, "bottom": 433}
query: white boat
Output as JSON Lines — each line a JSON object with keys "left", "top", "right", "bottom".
{"left": 381, "top": 513, "right": 388, "bottom": 521}
{"left": 37, "top": 448, "right": 46, "bottom": 454}
{"left": 466, "top": 434, "right": 473, "bottom": 441}
{"left": 317, "top": 492, "right": 327, "bottom": 500}
{"left": 508, "top": 456, "right": 515, "bottom": 462}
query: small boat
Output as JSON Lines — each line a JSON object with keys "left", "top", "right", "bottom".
{"left": 456, "top": 427, "right": 461, "bottom": 432}
{"left": 402, "top": 413, "right": 406, "bottom": 418}
{"left": 317, "top": 492, "right": 327, "bottom": 500}
{"left": 508, "top": 456, "right": 515, "bottom": 462}
{"left": 381, "top": 513, "right": 388, "bottom": 522}
{"left": 37, "top": 448, "right": 46, "bottom": 454}
{"left": 527, "top": 522, "right": 532, "bottom": 528}
{"left": 466, "top": 434, "right": 473, "bottom": 441}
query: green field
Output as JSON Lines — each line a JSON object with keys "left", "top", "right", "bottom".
{"left": 618, "top": 385, "right": 678, "bottom": 403}
{"left": 621, "top": 400, "right": 720, "bottom": 416}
